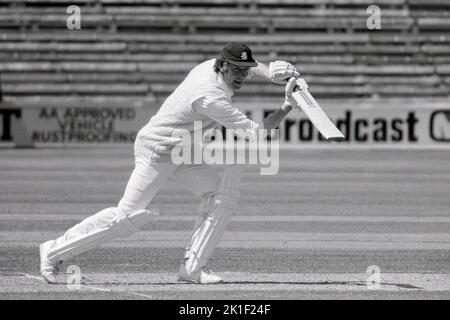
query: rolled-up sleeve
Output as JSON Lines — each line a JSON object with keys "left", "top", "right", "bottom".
{"left": 192, "top": 96, "right": 263, "bottom": 130}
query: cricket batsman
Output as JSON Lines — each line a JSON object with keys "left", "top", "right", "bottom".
{"left": 39, "top": 42, "right": 304, "bottom": 284}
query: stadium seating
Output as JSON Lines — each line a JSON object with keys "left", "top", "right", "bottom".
{"left": 0, "top": 0, "right": 449, "bottom": 104}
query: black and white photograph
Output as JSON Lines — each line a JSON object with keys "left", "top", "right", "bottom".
{"left": 0, "top": 0, "right": 449, "bottom": 306}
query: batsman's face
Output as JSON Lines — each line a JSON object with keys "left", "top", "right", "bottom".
{"left": 222, "top": 62, "right": 249, "bottom": 90}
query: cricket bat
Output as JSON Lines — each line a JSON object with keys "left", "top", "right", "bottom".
{"left": 292, "top": 80, "right": 345, "bottom": 141}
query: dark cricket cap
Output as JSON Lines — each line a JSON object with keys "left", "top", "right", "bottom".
{"left": 221, "top": 42, "right": 258, "bottom": 67}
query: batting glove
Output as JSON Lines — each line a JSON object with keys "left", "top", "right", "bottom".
{"left": 269, "top": 61, "right": 300, "bottom": 84}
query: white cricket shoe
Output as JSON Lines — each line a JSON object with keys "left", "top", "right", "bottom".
{"left": 39, "top": 240, "right": 59, "bottom": 284}
{"left": 178, "top": 264, "right": 223, "bottom": 284}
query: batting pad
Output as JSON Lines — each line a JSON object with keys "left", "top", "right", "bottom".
{"left": 47, "top": 208, "right": 157, "bottom": 263}
{"left": 183, "top": 192, "right": 216, "bottom": 260}
{"left": 184, "top": 166, "right": 243, "bottom": 274}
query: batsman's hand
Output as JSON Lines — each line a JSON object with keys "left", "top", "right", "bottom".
{"left": 269, "top": 61, "right": 300, "bottom": 84}
{"left": 294, "top": 78, "right": 309, "bottom": 92}
{"left": 282, "top": 77, "right": 298, "bottom": 111}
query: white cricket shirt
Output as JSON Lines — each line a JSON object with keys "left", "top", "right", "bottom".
{"left": 134, "top": 59, "right": 263, "bottom": 162}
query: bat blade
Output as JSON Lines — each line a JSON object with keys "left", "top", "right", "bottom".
{"left": 292, "top": 90, "right": 345, "bottom": 141}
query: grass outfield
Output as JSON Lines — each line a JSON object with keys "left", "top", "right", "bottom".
{"left": 0, "top": 146, "right": 449, "bottom": 299}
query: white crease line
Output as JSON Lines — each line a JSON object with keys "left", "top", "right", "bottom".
{"left": 20, "top": 273, "right": 152, "bottom": 299}
{"left": 83, "top": 285, "right": 111, "bottom": 292}
{"left": 124, "top": 291, "right": 154, "bottom": 299}
{"left": 22, "top": 273, "right": 44, "bottom": 282}
{"left": 22, "top": 272, "right": 110, "bottom": 292}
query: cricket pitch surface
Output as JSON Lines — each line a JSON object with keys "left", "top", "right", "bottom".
{"left": 1, "top": 146, "right": 449, "bottom": 299}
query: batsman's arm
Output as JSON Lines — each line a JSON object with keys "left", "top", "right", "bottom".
{"left": 249, "top": 61, "right": 270, "bottom": 79}
{"left": 250, "top": 61, "right": 300, "bottom": 84}
{"left": 262, "top": 103, "right": 292, "bottom": 130}
{"left": 261, "top": 78, "right": 297, "bottom": 130}
{"left": 192, "top": 79, "right": 295, "bottom": 133}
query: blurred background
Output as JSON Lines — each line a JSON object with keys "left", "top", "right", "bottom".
{"left": 1, "top": 0, "right": 449, "bottom": 102}
{"left": 0, "top": 0, "right": 449, "bottom": 145}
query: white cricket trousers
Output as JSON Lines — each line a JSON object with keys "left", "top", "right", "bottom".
{"left": 49, "top": 155, "right": 222, "bottom": 264}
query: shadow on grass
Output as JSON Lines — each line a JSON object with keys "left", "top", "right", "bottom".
{"left": 78, "top": 279, "right": 421, "bottom": 290}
